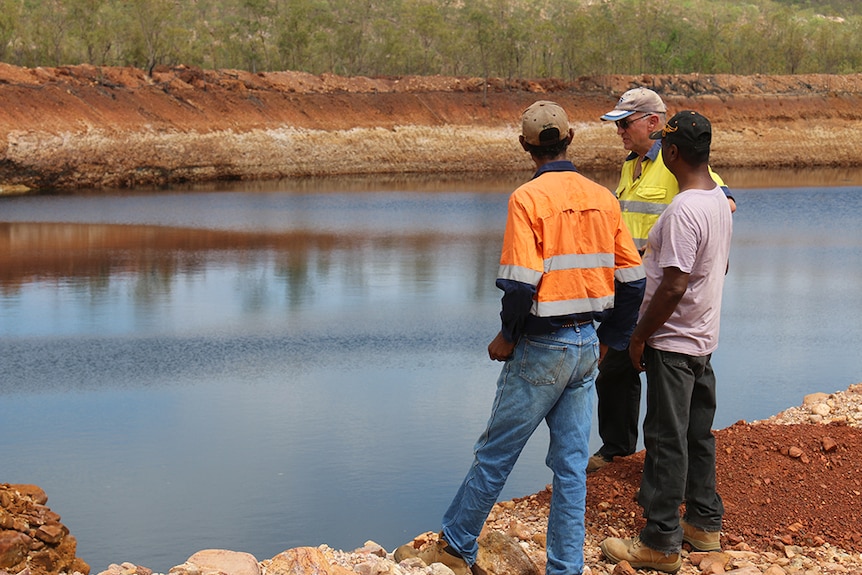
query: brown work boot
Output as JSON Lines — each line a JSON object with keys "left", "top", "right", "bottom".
{"left": 600, "top": 536, "right": 682, "bottom": 573}
{"left": 586, "top": 452, "right": 612, "bottom": 473}
{"left": 681, "top": 519, "right": 721, "bottom": 551}
{"left": 394, "top": 533, "right": 471, "bottom": 575}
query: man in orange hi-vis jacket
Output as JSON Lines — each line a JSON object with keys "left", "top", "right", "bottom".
{"left": 395, "top": 101, "right": 645, "bottom": 575}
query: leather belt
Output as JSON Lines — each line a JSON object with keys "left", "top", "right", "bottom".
{"left": 561, "top": 319, "right": 593, "bottom": 328}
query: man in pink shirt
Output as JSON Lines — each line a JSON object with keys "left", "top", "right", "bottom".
{"left": 600, "top": 111, "right": 733, "bottom": 573}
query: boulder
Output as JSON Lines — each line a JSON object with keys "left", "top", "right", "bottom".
{"left": 267, "top": 547, "right": 353, "bottom": 575}
{"left": 0, "top": 484, "right": 89, "bottom": 575}
{"left": 167, "top": 549, "right": 260, "bottom": 575}
{"left": 476, "top": 530, "right": 539, "bottom": 575}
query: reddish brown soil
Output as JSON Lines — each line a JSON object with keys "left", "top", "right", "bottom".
{"left": 576, "top": 422, "right": 862, "bottom": 554}
{"left": 2, "top": 64, "right": 862, "bottom": 190}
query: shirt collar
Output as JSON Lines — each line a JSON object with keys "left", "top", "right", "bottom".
{"left": 532, "top": 160, "right": 578, "bottom": 179}
{"left": 625, "top": 140, "right": 663, "bottom": 163}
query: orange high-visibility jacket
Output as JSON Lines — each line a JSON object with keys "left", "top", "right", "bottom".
{"left": 497, "top": 165, "right": 645, "bottom": 346}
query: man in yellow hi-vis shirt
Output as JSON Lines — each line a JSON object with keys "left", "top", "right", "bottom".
{"left": 589, "top": 88, "right": 735, "bottom": 474}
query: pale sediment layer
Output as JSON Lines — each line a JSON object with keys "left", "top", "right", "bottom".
{"left": 2, "top": 64, "right": 862, "bottom": 191}
{"left": 4, "top": 122, "right": 861, "bottom": 192}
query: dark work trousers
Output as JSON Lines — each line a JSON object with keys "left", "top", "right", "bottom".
{"left": 637, "top": 345, "right": 724, "bottom": 554}
{"left": 594, "top": 346, "right": 642, "bottom": 459}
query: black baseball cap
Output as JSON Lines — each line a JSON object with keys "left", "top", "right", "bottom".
{"left": 650, "top": 110, "right": 712, "bottom": 152}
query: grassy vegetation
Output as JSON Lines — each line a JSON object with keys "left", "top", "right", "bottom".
{"left": 1, "top": 0, "right": 860, "bottom": 77}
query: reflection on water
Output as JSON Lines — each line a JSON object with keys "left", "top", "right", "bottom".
{"left": 1, "top": 222, "right": 500, "bottom": 335}
{"left": 2, "top": 175, "right": 862, "bottom": 572}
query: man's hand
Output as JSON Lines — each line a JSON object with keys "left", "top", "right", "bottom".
{"left": 629, "top": 336, "right": 646, "bottom": 372}
{"left": 728, "top": 197, "right": 737, "bottom": 213}
{"left": 627, "top": 266, "right": 689, "bottom": 372}
{"left": 488, "top": 331, "right": 515, "bottom": 362}
{"left": 599, "top": 342, "right": 608, "bottom": 364}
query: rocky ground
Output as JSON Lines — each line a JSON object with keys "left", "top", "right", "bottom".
{"left": 321, "top": 384, "right": 862, "bottom": 575}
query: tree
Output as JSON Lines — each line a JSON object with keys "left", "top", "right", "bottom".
{"left": 0, "top": 0, "right": 21, "bottom": 63}
{"left": 27, "top": 0, "right": 71, "bottom": 65}
{"left": 462, "top": 0, "right": 495, "bottom": 103}
{"left": 234, "top": 0, "right": 275, "bottom": 73}
{"left": 66, "top": 0, "right": 114, "bottom": 65}
{"left": 273, "top": 0, "right": 322, "bottom": 71}
{"left": 807, "top": 15, "right": 854, "bottom": 72}
{"left": 718, "top": 5, "right": 770, "bottom": 74}
{"left": 121, "top": 0, "right": 188, "bottom": 75}
{"left": 403, "top": 0, "right": 447, "bottom": 75}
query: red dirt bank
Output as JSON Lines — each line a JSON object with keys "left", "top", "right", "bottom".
{"left": 1, "top": 64, "right": 862, "bottom": 191}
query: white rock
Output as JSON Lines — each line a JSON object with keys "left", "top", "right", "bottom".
{"left": 811, "top": 403, "right": 831, "bottom": 416}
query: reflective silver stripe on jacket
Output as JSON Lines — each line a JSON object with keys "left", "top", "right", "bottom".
{"left": 619, "top": 200, "right": 669, "bottom": 216}
{"left": 616, "top": 265, "right": 646, "bottom": 283}
{"left": 497, "top": 264, "right": 543, "bottom": 286}
{"left": 500, "top": 259, "right": 645, "bottom": 286}
{"left": 544, "top": 252, "right": 612, "bottom": 272}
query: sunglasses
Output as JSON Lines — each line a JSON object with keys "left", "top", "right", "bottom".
{"left": 615, "top": 114, "right": 653, "bottom": 130}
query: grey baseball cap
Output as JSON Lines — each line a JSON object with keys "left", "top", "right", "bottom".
{"left": 600, "top": 87, "right": 667, "bottom": 121}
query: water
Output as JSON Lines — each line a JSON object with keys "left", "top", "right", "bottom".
{"left": 1, "top": 171, "right": 861, "bottom": 572}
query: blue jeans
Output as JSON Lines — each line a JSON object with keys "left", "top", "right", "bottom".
{"left": 638, "top": 345, "right": 724, "bottom": 554}
{"left": 441, "top": 324, "right": 598, "bottom": 575}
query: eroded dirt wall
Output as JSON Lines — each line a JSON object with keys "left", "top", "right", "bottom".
{"left": 2, "top": 64, "right": 861, "bottom": 191}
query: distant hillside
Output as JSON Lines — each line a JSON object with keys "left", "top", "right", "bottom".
{"left": 0, "top": 0, "right": 860, "bottom": 78}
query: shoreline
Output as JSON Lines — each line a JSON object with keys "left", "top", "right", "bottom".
{"left": 6, "top": 165, "right": 862, "bottom": 201}
{"left": 113, "top": 383, "right": 862, "bottom": 575}
{"left": 3, "top": 384, "right": 860, "bottom": 575}
{"left": 2, "top": 65, "right": 862, "bottom": 191}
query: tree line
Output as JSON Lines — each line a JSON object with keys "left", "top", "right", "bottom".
{"left": 1, "top": 0, "right": 860, "bottom": 78}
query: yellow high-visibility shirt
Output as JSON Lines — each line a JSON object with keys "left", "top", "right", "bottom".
{"left": 616, "top": 144, "right": 726, "bottom": 252}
